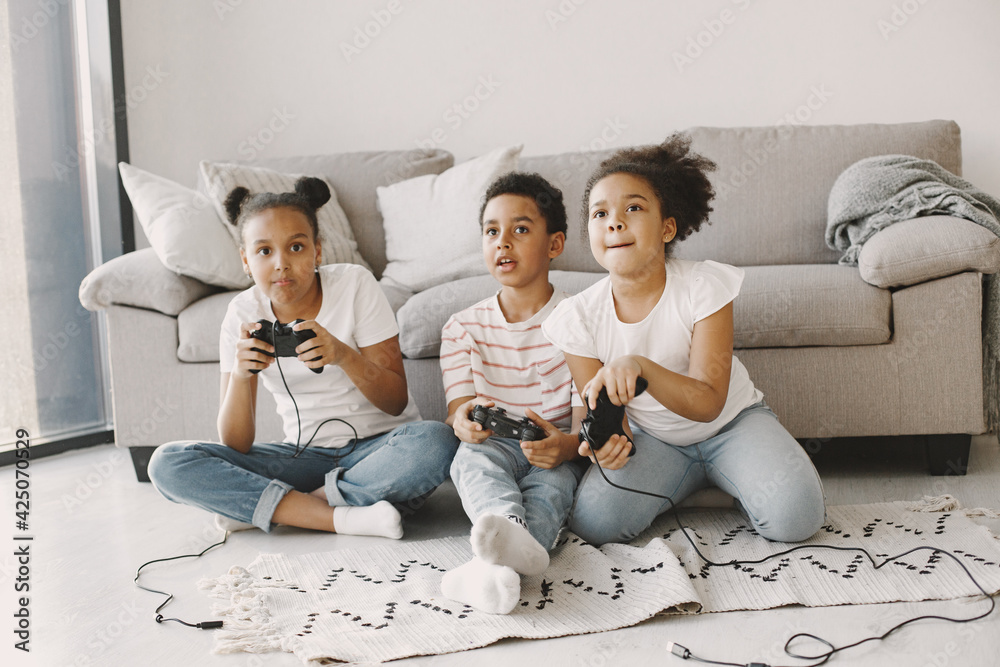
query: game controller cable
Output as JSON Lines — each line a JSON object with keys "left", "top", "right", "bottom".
{"left": 134, "top": 321, "right": 363, "bottom": 630}
{"left": 584, "top": 431, "right": 995, "bottom": 667}
{"left": 249, "top": 318, "right": 359, "bottom": 457}
{"left": 270, "top": 343, "right": 357, "bottom": 458}
{"left": 133, "top": 531, "right": 230, "bottom": 629}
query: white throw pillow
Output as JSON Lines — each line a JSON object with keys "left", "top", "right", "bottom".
{"left": 200, "top": 161, "right": 370, "bottom": 270}
{"left": 377, "top": 145, "right": 522, "bottom": 293}
{"left": 118, "top": 162, "right": 251, "bottom": 290}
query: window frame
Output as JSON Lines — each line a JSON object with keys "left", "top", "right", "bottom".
{"left": 0, "top": 0, "right": 131, "bottom": 466}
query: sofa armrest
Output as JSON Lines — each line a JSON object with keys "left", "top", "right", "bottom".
{"left": 79, "top": 247, "right": 221, "bottom": 316}
{"left": 857, "top": 215, "right": 1000, "bottom": 288}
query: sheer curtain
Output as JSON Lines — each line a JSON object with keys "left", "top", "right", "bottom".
{"left": 1, "top": 0, "right": 124, "bottom": 453}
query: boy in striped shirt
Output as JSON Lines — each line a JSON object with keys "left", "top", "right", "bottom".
{"left": 439, "top": 172, "right": 586, "bottom": 614}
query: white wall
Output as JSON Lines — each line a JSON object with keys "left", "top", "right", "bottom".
{"left": 120, "top": 0, "right": 1000, "bottom": 245}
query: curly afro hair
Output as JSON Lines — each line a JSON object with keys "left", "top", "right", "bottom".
{"left": 224, "top": 176, "right": 331, "bottom": 248}
{"left": 582, "top": 133, "right": 716, "bottom": 258}
{"left": 480, "top": 171, "right": 567, "bottom": 236}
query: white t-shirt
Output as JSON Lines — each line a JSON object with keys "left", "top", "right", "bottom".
{"left": 440, "top": 289, "right": 575, "bottom": 432}
{"left": 542, "top": 259, "right": 762, "bottom": 447}
{"left": 220, "top": 264, "right": 421, "bottom": 449}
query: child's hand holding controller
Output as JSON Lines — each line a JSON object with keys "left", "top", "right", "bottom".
{"left": 451, "top": 398, "right": 494, "bottom": 444}
{"left": 579, "top": 357, "right": 646, "bottom": 470}
{"left": 235, "top": 321, "right": 275, "bottom": 378}
{"left": 579, "top": 433, "right": 633, "bottom": 470}
{"left": 520, "top": 408, "right": 579, "bottom": 470}
{"left": 290, "top": 320, "right": 346, "bottom": 372}
{"left": 582, "top": 356, "right": 644, "bottom": 409}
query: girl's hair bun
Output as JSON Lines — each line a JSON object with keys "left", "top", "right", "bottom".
{"left": 223, "top": 186, "right": 251, "bottom": 226}
{"left": 294, "top": 176, "right": 331, "bottom": 211}
{"left": 225, "top": 177, "right": 329, "bottom": 249}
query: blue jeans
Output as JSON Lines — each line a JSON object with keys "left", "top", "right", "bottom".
{"left": 147, "top": 421, "right": 458, "bottom": 532}
{"left": 569, "top": 402, "right": 825, "bottom": 545}
{"left": 450, "top": 437, "right": 586, "bottom": 551}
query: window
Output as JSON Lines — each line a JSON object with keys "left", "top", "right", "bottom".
{"left": 1, "top": 0, "right": 128, "bottom": 457}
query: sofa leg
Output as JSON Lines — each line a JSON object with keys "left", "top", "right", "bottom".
{"left": 129, "top": 446, "right": 157, "bottom": 483}
{"left": 924, "top": 434, "right": 971, "bottom": 476}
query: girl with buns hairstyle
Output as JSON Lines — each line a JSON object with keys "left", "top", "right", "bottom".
{"left": 148, "top": 177, "right": 457, "bottom": 538}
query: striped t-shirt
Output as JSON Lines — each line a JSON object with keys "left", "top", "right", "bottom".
{"left": 440, "top": 289, "right": 575, "bottom": 432}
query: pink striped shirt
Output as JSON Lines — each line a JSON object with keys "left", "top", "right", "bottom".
{"left": 440, "top": 290, "right": 575, "bottom": 431}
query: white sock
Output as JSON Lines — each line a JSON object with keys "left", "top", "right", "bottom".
{"left": 471, "top": 514, "right": 549, "bottom": 576}
{"left": 441, "top": 557, "right": 520, "bottom": 615}
{"left": 215, "top": 514, "right": 256, "bottom": 532}
{"left": 332, "top": 500, "right": 403, "bottom": 539}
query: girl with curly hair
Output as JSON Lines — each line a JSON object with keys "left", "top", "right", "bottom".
{"left": 543, "top": 134, "right": 825, "bottom": 545}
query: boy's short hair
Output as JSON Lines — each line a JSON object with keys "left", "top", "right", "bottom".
{"left": 480, "top": 172, "right": 568, "bottom": 236}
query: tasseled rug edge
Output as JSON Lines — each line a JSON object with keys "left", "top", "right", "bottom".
{"left": 198, "top": 565, "right": 286, "bottom": 654}
{"left": 904, "top": 494, "right": 1000, "bottom": 519}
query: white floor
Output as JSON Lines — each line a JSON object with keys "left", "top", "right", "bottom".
{"left": 4, "top": 435, "right": 1000, "bottom": 667}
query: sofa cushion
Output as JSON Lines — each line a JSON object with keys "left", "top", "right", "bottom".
{"left": 857, "top": 215, "right": 1000, "bottom": 288}
{"left": 519, "top": 151, "right": 616, "bottom": 274}
{"left": 676, "top": 121, "right": 962, "bottom": 268}
{"left": 200, "top": 161, "right": 369, "bottom": 270}
{"left": 79, "top": 248, "right": 221, "bottom": 316}
{"left": 119, "top": 162, "right": 251, "bottom": 290}
{"left": 516, "top": 121, "right": 961, "bottom": 273}
{"left": 178, "top": 264, "right": 893, "bottom": 363}
{"left": 395, "top": 272, "right": 605, "bottom": 359}
{"left": 395, "top": 264, "right": 889, "bottom": 359}
{"left": 380, "top": 282, "right": 414, "bottom": 314}
{"left": 177, "top": 291, "right": 240, "bottom": 362}
{"left": 377, "top": 145, "right": 522, "bottom": 293}
{"left": 238, "top": 149, "right": 454, "bottom": 278}
{"left": 736, "top": 265, "right": 891, "bottom": 348}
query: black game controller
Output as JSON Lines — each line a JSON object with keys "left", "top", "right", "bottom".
{"left": 470, "top": 405, "right": 546, "bottom": 441}
{"left": 579, "top": 376, "right": 648, "bottom": 457}
{"left": 249, "top": 319, "right": 322, "bottom": 374}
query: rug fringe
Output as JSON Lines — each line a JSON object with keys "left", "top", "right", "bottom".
{"left": 904, "top": 494, "right": 1000, "bottom": 518}
{"left": 197, "top": 566, "right": 285, "bottom": 654}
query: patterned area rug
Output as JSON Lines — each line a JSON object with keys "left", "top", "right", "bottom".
{"left": 200, "top": 498, "right": 1000, "bottom": 666}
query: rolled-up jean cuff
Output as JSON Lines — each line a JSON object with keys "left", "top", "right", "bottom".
{"left": 252, "top": 479, "right": 295, "bottom": 532}
{"left": 324, "top": 467, "right": 348, "bottom": 507}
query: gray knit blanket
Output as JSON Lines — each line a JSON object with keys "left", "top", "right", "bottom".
{"left": 825, "top": 154, "right": 1000, "bottom": 432}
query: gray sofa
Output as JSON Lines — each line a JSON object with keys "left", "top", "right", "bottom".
{"left": 80, "top": 120, "right": 1000, "bottom": 481}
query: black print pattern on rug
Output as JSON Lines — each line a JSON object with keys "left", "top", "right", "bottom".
{"left": 201, "top": 503, "right": 1000, "bottom": 665}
